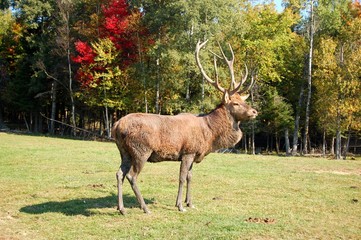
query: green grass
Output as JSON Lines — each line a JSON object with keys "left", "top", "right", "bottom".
{"left": 0, "top": 132, "right": 360, "bottom": 239}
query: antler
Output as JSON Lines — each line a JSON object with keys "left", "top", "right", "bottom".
{"left": 195, "top": 40, "right": 225, "bottom": 93}
{"left": 216, "top": 41, "right": 236, "bottom": 91}
{"left": 230, "top": 64, "right": 249, "bottom": 95}
{"left": 195, "top": 40, "right": 252, "bottom": 95}
{"left": 239, "top": 70, "right": 257, "bottom": 94}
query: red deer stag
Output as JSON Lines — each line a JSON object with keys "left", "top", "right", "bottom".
{"left": 112, "top": 40, "right": 257, "bottom": 214}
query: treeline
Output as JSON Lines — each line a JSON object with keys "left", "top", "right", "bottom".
{"left": 0, "top": 0, "right": 360, "bottom": 158}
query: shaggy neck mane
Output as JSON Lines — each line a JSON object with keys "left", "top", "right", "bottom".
{"left": 202, "top": 104, "right": 242, "bottom": 151}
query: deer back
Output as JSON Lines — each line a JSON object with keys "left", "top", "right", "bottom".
{"left": 113, "top": 113, "right": 214, "bottom": 162}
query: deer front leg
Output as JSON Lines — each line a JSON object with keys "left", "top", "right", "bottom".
{"left": 176, "top": 154, "right": 194, "bottom": 212}
{"left": 185, "top": 163, "right": 194, "bottom": 208}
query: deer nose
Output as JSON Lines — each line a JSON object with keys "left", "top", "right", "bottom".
{"left": 252, "top": 109, "right": 258, "bottom": 116}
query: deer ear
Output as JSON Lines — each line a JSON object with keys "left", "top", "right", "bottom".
{"left": 223, "top": 91, "right": 230, "bottom": 104}
{"left": 240, "top": 94, "right": 250, "bottom": 101}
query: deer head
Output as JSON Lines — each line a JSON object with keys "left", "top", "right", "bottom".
{"left": 195, "top": 40, "right": 257, "bottom": 121}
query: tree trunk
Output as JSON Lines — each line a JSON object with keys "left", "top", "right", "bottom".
{"left": 0, "top": 100, "right": 5, "bottom": 129}
{"left": 39, "top": 112, "right": 43, "bottom": 133}
{"left": 30, "top": 111, "right": 33, "bottom": 132}
{"left": 33, "top": 112, "right": 39, "bottom": 133}
{"left": 155, "top": 58, "right": 160, "bottom": 114}
{"left": 23, "top": 113, "right": 30, "bottom": 132}
{"left": 53, "top": 0, "right": 76, "bottom": 136}
{"left": 292, "top": 85, "right": 304, "bottom": 155}
{"left": 244, "top": 133, "right": 248, "bottom": 154}
{"left": 285, "top": 128, "right": 291, "bottom": 156}
{"left": 322, "top": 129, "right": 326, "bottom": 157}
{"left": 331, "top": 136, "right": 335, "bottom": 155}
{"left": 266, "top": 133, "right": 269, "bottom": 153}
{"left": 104, "top": 105, "right": 110, "bottom": 138}
{"left": 68, "top": 48, "right": 76, "bottom": 136}
{"left": 303, "top": 0, "right": 315, "bottom": 155}
{"left": 251, "top": 89, "right": 256, "bottom": 155}
{"left": 353, "top": 135, "right": 358, "bottom": 153}
{"left": 137, "top": 32, "right": 148, "bottom": 113}
{"left": 336, "top": 110, "right": 341, "bottom": 159}
{"left": 201, "top": 76, "right": 205, "bottom": 113}
{"left": 50, "top": 81, "right": 57, "bottom": 134}
{"left": 275, "top": 132, "right": 280, "bottom": 155}
{"left": 251, "top": 123, "right": 255, "bottom": 155}
{"left": 342, "top": 131, "right": 351, "bottom": 160}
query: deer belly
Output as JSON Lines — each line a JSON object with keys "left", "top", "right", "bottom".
{"left": 148, "top": 151, "right": 181, "bottom": 162}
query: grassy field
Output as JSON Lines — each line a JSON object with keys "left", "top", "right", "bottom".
{"left": 0, "top": 132, "right": 360, "bottom": 239}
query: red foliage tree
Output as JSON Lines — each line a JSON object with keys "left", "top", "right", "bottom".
{"left": 72, "top": 41, "right": 95, "bottom": 64}
{"left": 100, "top": 0, "right": 137, "bottom": 62}
{"left": 72, "top": 0, "right": 143, "bottom": 88}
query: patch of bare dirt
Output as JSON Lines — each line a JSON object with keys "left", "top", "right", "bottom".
{"left": 303, "top": 169, "right": 361, "bottom": 175}
{"left": 314, "top": 170, "right": 353, "bottom": 175}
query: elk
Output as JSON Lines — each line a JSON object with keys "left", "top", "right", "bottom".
{"left": 112, "top": 40, "right": 257, "bottom": 214}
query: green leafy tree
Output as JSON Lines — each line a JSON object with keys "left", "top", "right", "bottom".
{"left": 75, "top": 38, "right": 129, "bottom": 137}
{"left": 0, "top": 7, "right": 15, "bottom": 128}
{"left": 238, "top": 3, "right": 300, "bottom": 153}
{"left": 3, "top": 0, "right": 58, "bottom": 132}
{"left": 259, "top": 87, "right": 294, "bottom": 154}
{"left": 313, "top": 0, "right": 361, "bottom": 159}
{"left": 130, "top": 0, "right": 251, "bottom": 114}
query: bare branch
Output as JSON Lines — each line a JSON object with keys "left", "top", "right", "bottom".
{"left": 36, "top": 61, "right": 69, "bottom": 91}
{"left": 208, "top": 50, "right": 222, "bottom": 59}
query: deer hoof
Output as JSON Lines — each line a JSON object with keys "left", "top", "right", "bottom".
{"left": 118, "top": 207, "right": 126, "bottom": 215}
{"left": 187, "top": 204, "right": 196, "bottom": 209}
{"left": 178, "top": 207, "right": 187, "bottom": 212}
{"left": 143, "top": 208, "right": 151, "bottom": 214}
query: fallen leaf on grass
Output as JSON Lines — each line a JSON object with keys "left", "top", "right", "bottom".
{"left": 245, "top": 217, "right": 276, "bottom": 224}
{"left": 89, "top": 184, "right": 104, "bottom": 188}
{"left": 212, "top": 197, "right": 222, "bottom": 200}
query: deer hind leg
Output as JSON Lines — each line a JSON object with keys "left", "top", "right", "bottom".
{"left": 116, "top": 153, "right": 131, "bottom": 215}
{"left": 126, "top": 165, "right": 149, "bottom": 214}
{"left": 176, "top": 154, "right": 195, "bottom": 212}
{"left": 126, "top": 151, "right": 152, "bottom": 214}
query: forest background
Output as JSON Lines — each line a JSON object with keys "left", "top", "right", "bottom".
{"left": 0, "top": 0, "right": 360, "bottom": 159}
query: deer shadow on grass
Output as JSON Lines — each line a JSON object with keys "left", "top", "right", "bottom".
{"left": 20, "top": 194, "right": 154, "bottom": 216}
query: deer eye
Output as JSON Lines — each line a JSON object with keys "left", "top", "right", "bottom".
{"left": 232, "top": 102, "right": 240, "bottom": 106}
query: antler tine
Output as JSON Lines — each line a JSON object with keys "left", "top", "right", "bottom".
{"left": 230, "top": 64, "right": 249, "bottom": 95}
{"left": 228, "top": 43, "right": 237, "bottom": 90}
{"left": 195, "top": 40, "right": 225, "bottom": 93}
{"left": 236, "top": 67, "right": 257, "bottom": 95}
{"left": 241, "top": 73, "right": 256, "bottom": 94}
{"left": 216, "top": 42, "right": 236, "bottom": 91}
